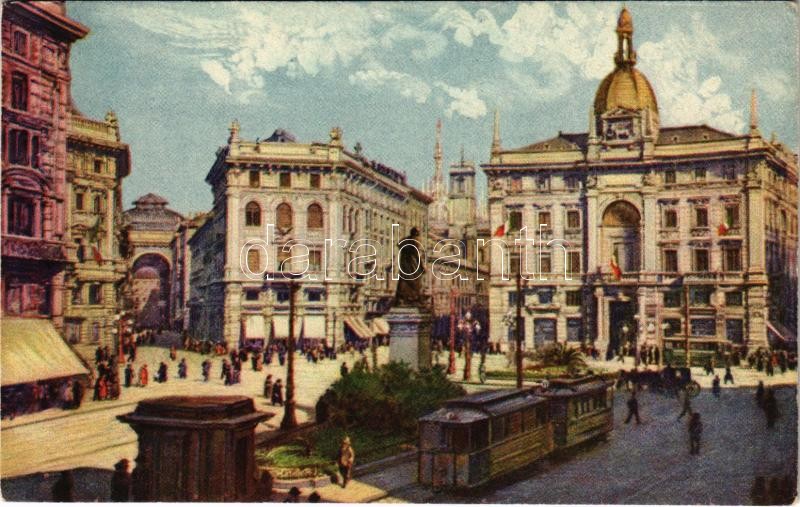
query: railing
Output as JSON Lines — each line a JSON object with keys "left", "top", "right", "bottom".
{"left": 70, "top": 116, "right": 117, "bottom": 141}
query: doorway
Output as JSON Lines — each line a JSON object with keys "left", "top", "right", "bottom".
{"left": 608, "top": 300, "right": 636, "bottom": 359}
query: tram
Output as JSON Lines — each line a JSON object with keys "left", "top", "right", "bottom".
{"left": 417, "top": 375, "right": 614, "bottom": 489}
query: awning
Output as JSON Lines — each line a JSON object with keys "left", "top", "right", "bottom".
{"left": 371, "top": 317, "right": 390, "bottom": 336}
{"left": 1, "top": 318, "right": 90, "bottom": 386}
{"left": 243, "top": 315, "right": 267, "bottom": 339}
{"left": 271, "top": 315, "right": 301, "bottom": 339}
{"left": 344, "top": 317, "right": 374, "bottom": 340}
{"left": 303, "top": 315, "right": 326, "bottom": 340}
{"left": 767, "top": 321, "right": 796, "bottom": 343}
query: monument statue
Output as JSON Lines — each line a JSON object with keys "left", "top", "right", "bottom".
{"left": 393, "top": 227, "right": 425, "bottom": 308}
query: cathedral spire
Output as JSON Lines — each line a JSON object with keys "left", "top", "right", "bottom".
{"left": 614, "top": 7, "right": 636, "bottom": 68}
{"left": 433, "top": 119, "right": 444, "bottom": 198}
{"left": 491, "top": 109, "right": 501, "bottom": 154}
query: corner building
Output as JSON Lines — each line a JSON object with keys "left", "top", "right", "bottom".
{"left": 483, "top": 8, "right": 797, "bottom": 364}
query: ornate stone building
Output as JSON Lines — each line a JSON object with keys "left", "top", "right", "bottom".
{"left": 63, "top": 107, "right": 130, "bottom": 358}
{"left": 188, "top": 123, "right": 429, "bottom": 348}
{"left": 483, "top": 8, "right": 797, "bottom": 364}
{"left": 122, "top": 193, "right": 184, "bottom": 330}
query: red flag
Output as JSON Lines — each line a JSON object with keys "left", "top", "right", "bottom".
{"left": 92, "top": 245, "right": 103, "bottom": 263}
{"left": 610, "top": 252, "right": 622, "bottom": 280}
{"left": 717, "top": 214, "right": 730, "bottom": 236}
{"left": 493, "top": 223, "right": 506, "bottom": 237}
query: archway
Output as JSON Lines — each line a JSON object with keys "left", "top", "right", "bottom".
{"left": 601, "top": 200, "right": 641, "bottom": 274}
{"left": 131, "top": 253, "right": 170, "bottom": 330}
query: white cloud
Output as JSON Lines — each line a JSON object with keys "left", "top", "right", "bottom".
{"left": 200, "top": 60, "right": 231, "bottom": 94}
{"left": 435, "top": 82, "right": 487, "bottom": 119}
{"left": 349, "top": 62, "right": 431, "bottom": 104}
{"left": 753, "top": 70, "right": 796, "bottom": 104}
{"left": 380, "top": 24, "right": 447, "bottom": 61}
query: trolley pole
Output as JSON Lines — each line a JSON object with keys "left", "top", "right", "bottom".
{"left": 516, "top": 269, "right": 524, "bottom": 389}
{"left": 448, "top": 287, "right": 457, "bottom": 374}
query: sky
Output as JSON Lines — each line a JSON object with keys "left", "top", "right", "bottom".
{"left": 67, "top": 1, "right": 799, "bottom": 215}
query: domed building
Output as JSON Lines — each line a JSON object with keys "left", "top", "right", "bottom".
{"left": 482, "top": 8, "right": 797, "bottom": 363}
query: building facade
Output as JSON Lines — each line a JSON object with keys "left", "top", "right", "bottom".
{"left": 63, "top": 107, "right": 130, "bottom": 358}
{"left": 188, "top": 123, "right": 429, "bottom": 348}
{"left": 121, "top": 193, "right": 184, "bottom": 330}
{"left": 1, "top": 1, "right": 87, "bottom": 328}
{"left": 483, "top": 8, "right": 797, "bottom": 364}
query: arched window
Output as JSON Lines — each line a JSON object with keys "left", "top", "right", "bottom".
{"left": 277, "top": 203, "right": 293, "bottom": 230}
{"left": 245, "top": 201, "right": 261, "bottom": 227}
{"left": 246, "top": 248, "right": 260, "bottom": 273}
{"left": 307, "top": 203, "right": 323, "bottom": 229}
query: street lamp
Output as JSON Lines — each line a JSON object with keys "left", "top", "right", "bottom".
{"left": 264, "top": 272, "right": 301, "bottom": 431}
{"left": 458, "top": 310, "right": 481, "bottom": 381}
{"left": 448, "top": 287, "right": 457, "bottom": 375}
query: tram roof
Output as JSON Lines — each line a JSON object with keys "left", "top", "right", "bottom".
{"left": 420, "top": 388, "right": 547, "bottom": 423}
{"left": 539, "top": 376, "right": 611, "bottom": 397}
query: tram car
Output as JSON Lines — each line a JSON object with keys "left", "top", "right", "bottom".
{"left": 417, "top": 375, "right": 613, "bottom": 490}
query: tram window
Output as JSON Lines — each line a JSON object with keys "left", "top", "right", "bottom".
{"left": 448, "top": 426, "right": 469, "bottom": 451}
{"left": 523, "top": 407, "right": 536, "bottom": 429}
{"left": 472, "top": 420, "right": 489, "bottom": 450}
{"left": 508, "top": 412, "right": 522, "bottom": 436}
{"left": 492, "top": 417, "right": 506, "bottom": 443}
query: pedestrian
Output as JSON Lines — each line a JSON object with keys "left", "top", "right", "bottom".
{"left": 264, "top": 375, "right": 274, "bottom": 400}
{"left": 110, "top": 458, "right": 131, "bottom": 502}
{"left": 272, "top": 379, "right": 284, "bottom": 406}
{"left": 138, "top": 364, "right": 149, "bottom": 387}
{"left": 308, "top": 491, "right": 321, "bottom": 503}
{"left": 704, "top": 359, "right": 714, "bottom": 376}
{"left": 178, "top": 358, "right": 187, "bottom": 379}
{"left": 688, "top": 412, "right": 703, "bottom": 455}
{"left": 766, "top": 359, "right": 774, "bottom": 377}
{"left": 340, "top": 362, "right": 349, "bottom": 377}
{"left": 202, "top": 359, "right": 211, "bottom": 382}
{"left": 677, "top": 389, "right": 692, "bottom": 421}
{"left": 756, "top": 380, "right": 765, "bottom": 408}
{"left": 51, "top": 470, "right": 74, "bottom": 502}
{"left": 124, "top": 363, "right": 134, "bottom": 388}
{"left": 723, "top": 366, "right": 734, "bottom": 385}
{"left": 763, "top": 389, "right": 778, "bottom": 429}
{"left": 72, "top": 379, "right": 85, "bottom": 409}
{"left": 109, "top": 374, "right": 121, "bottom": 400}
{"left": 624, "top": 392, "right": 640, "bottom": 424}
{"left": 284, "top": 486, "right": 301, "bottom": 503}
{"left": 712, "top": 375, "right": 721, "bottom": 398}
{"left": 337, "top": 436, "right": 355, "bottom": 488}
{"left": 169, "top": 345, "right": 177, "bottom": 361}
{"left": 157, "top": 362, "right": 168, "bottom": 383}
{"left": 221, "top": 359, "right": 231, "bottom": 384}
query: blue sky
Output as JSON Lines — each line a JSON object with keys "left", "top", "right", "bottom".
{"left": 67, "top": 2, "right": 798, "bottom": 215}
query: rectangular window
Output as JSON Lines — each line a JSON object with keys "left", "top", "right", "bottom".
{"left": 663, "top": 249, "right": 678, "bottom": 272}
{"left": 246, "top": 249, "right": 261, "bottom": 273}
{"left": 536, "top": 175, "right": 549, "bottom": 190}
{"left": 693, "top": 249, "right": 709, "bottom": 271}
{"left": 695, "top": 208, "right": 708, "bottom": 227}
{"left": 664, "top": 209, "right": 678, "bottom": 228}
{"left": 723, "top": 165, "right": 736, "bottom": 180}
{"left": 509, "top": 253, "right": 520, "bottom": 275}
{"left": 565, "top": 176, "right": 578, "bottom": 190}
{"left": 277, "top": 248, "right": 291, "bottom": 272}
{"left": 276, "top": 290, "right": 290, "bottom": 303}
{"left": 31, "top": 135, "right": 39, "bottom": 168}
{"left": 691, "top": 318, "right": 716, "bottom": 336}
{"left": 725, "top": 291, "right": 743, "bottom": 306}
{"left": 75, "top": 192, "right": 84, "bottom": 211}
{"left": 726, "top": 319, "right": 744, "bottom": 344}
{"left": 510, "top": 177, "right": 522, "bottom": 193}
{"left": 566, "top": 210, "right": 580, "bottom": 229}
{"left": 88, "top": 284, "right": 102, "bottom": 305}
{"left": 690, "top": 287, "right": 713, "bottom": 306}
{"left": 695, "top": 167, "right": 706, "bottom": 181}
{"left": 567, "top": 251, "right": 581, "bottom": 276}
{"left": 566, "top": 290, "right": 581, "bottom": 306}
{"left": 307, "top": 290, "right": 322, "bottom": 302}
{"left": 664, "top": 170, "right": 676, "bottom": 184}
{"left": 11, "top": 72, "right": 28, "bottom": 111}
{"left": 71, "top": 284, "right": 83, "bottom": 305}
{"left": 8, "top": 196, "right": 34, "bottom": 236}
{"left": 723, "top": 247, "right": 742, "bottom": 272}
{"left": 249, "top": 170, "right": 260, "bottom": 188}
{"left": 725, "top": 204, "right": 740, "bottom": 228}
{"left": 538, "top": 211, "right": 551, "bottom": 228}
{"left": 663, "top": 318, "right": 681, "bottom": 337}
{"left": 567, "top": 318, "right": 582, "bottom": 342}
{"left": 245, "top": 290, "right": 259, "bottom": 301}
{"left": 539, "top": 253, "right": 551, "bottom": 274}
{"left": 538, "top": 288, "right": 554, "bottom": 304}
{"left": 310, "top": 173, "right": 321, "bottom": 189}
{"left": 93, "top": 195, "right": 103, "bottom": 214}
{"left": 309, "top": 249, "right": 322, "bottom": 271}
{"left": 94, "top": 159, "right": 103, "bottom": 174}
{"left": 508, "top": 210, "right": 522, "bottom": 232}
{"left": 8, "top": 129, "right": 29, "bottom": 165}
{"left": 12, "top": 31, "right": 28, "bottom": 56}
{"left": 664, "top": 290, "right": 681, "bottom": 308}
{"left": 533, "top": 318, "right": 556, "bottom": 347}
{"left": 279, "top": 172, "right": 291, "bottom": 188}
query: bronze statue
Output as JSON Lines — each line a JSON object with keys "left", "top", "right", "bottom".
{"left": 393, "top": 227, "right": 425, "bottom": 308}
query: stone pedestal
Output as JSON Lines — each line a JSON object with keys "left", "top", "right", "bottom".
{"left": 118, "top": 396, "right": 272, "bottom": 502}
{"left": 387, "top": 306, "right": 432, "bottom": 371}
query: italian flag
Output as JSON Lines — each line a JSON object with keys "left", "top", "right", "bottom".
{"left": 610, "top": 251, "right": 622, "bottom": 280}
{"left": 717, "top": 215, "right": 731, "bottom": 236}
{"left": 493, "top": 219, "right": 507, "bottom": 237}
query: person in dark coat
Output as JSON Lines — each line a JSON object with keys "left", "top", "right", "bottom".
{"left": 723, "top": 366, "right": 734, "bottom": 384}
{"left": 52, "top": 470, "right": 74, "bottom": 502}
{"left": 264, "top": 375, "right": 274, "bottom": 400}
{"left": 124, "top": 363, "right": 134, "bottom": 388}
{"left": 110, "top": 458, "right": 131, "bottom": 502}
{"left": 202, "top": 360, "right": 211, "bottom": 382}
{"left": 624, "top": 392, "right": 640, "bottom": 424}
{"left": 178, "top": 358, "right": 188, "bottom": 379}
{"left": 688, "top": 412, "right": 703, "bottom": 455}
{"left": 677, "top": 390, "right": 692, "bottom": 421}
{"left": 763, "top": 389, "right": 779, "bottom": 429}
{"left": 272, "top": 379, "right": 284, "bottom": 406}
{"left": 756, "top": 380, "right": 766, "bottom": 408}
{"left": 157, "top": 362, "right": 168, "bottom": 383}
{"left": 712, "top": 375, "right": 721, "bottom": 398}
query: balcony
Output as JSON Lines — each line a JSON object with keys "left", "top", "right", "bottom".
{"left": 2, "top": 236, "right": 66, "bottom": 262}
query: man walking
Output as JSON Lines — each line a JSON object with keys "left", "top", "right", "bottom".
{"left": 264, "top": 374, "right": 274, "bottom": 400}
{"left": 272, "top": 379, "right": 284, "bottom": 406}
{"left": 712, "top": 375, "right": 721, "bottom": 398}
{"left": 723, "top": 366, "right": 735, "bottom": 384}
{"left": 337, "top": 436, "right": 355, "bottom": 488}
{"left": 677, "top": 389, "right": 693, "bottom": 421}
{"left": 763, "top": 389, "right": 779, "bottom": 429}
{"left": 624, "top": 392, "right": 641, "bottom": 424}
{"left": 688, "top": 412, "right": 703, "bottom": 455}
{"left": 124, "top": 363, "right": 134, "bottom": 388}
{"left": 202, "top": 359, "right": 211, "bottom": 382}
{"left": 178, "top": 358, "right": 188, "bottom": 379}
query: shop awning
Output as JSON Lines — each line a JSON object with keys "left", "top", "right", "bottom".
{"left": 243, "top": 315, "right": 267, "bottom": 339}
{"left": 1, "top": 318, "right": 90, "bottom": 386}
{"left": 271, "top": 315, "right": 301, "bottom": 339}
{"left": 344, "top": 317, "right": 374, "bottom": 340}
{"left": 767, "top": 321, "right": 796, "bottom": 343}
{"left": 371, "top": 317, "right": 390, "bottom": 336}
{"left": 303, "top": 315, "right": 326, "bottom": 340}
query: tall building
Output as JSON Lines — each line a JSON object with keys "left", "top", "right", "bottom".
{"left": 188, "top": 123, "right": 430, "bottom": 348}
{"left": 63, "top": 107, "right": 131, "bottom": 359}
{"left": 482, "top": 8, "right": 797, "bottom": 364}
{"left": 2, "top": 1, "right": 90, "bottom": 399}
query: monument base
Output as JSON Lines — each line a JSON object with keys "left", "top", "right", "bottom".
{"left": 386, "top": 306, "right": 432, "bottom": 371}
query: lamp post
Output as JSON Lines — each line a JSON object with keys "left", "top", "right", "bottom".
{"left": 458, "top": 310, "right": 481, "bottom": 381}
{"left": 622, "top": 323, "right": 630, "bottom": 364}
{"left": 448, "top": 287, "right": 457, "bottom": 374}
{"left": 265, "top": 272, "right": 301, "bottom": 430}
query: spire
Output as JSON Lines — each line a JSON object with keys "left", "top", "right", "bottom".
{"left": 614, "top": 7, "right": 636, "bottom": 67}
{"left": 460, "top": 145, "right": 465, "bottom": 167}
{"left": 228, "top": 119, "right": 240, "bottom": 144}
{"left": 434, "top": 118, "right": 443, "bottom": 168}
{"left": 491, "top": 110, "right": 501, "bottom": 154}
{"left": 749, "top": 88, "right": 760, "bottom": 135}
{"left": 588, "top": 106, "right": 597, "bottom": 140}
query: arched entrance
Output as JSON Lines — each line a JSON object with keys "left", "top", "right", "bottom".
{"left": 131, "top": 254, "right": 170, "bottom": 330}
{"left": 601, "top": 201, "right": 641, "bottom": 273}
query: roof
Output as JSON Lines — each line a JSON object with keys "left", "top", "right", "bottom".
{"left": 134, "top": 193, "right": 169, "bottom": 206}
{"left": 442, "top": 388, "right": 546, "bottom": 417}
{"left": 594, "top": 66, "right": 658, "bottom": 116}
{"left": 124, "top": 193, "right": 184, "bottom": 230}
{"left": 1, "top": 318, "right": 89, "bottom": 386}
{"left": 419, "top": 407, "right": 488, "bottom": 424}
{"left": 266, "top": 129, "right": 297, "bottom": 143}
{"left": 538, "top": 376, "right": 611, "bottom": 398}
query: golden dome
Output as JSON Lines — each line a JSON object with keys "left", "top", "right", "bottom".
{"left": 593, "top": 66, "right": 658, "bottom": 116}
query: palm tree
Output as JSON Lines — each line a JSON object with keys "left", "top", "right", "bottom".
{"left": 541, "top": 343, "right": 587, "bottom": 374}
